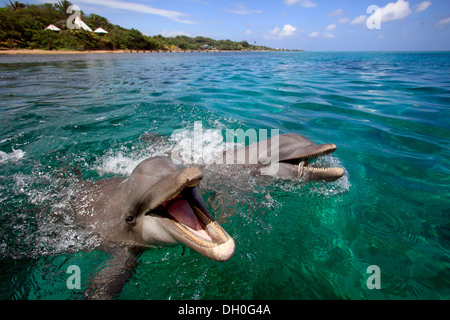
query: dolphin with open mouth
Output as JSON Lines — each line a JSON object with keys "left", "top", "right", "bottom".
{"left": 219, "top": 133, "right": 345, "bottom": 182}
{"left": 78, "top": 157, "right": 234, "bottom": 299}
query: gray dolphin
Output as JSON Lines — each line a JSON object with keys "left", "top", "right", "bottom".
{"left": 217, "top": 133, "right": 345, "bottom": 182}
{"left": 77, "top": 157, "right": 235, "bottom": 299}
{"left": 78, "top": 133, "right": 343, "bottom": 299}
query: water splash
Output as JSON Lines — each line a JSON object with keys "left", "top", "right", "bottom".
{"left": 0, "top": 149, "right": 25, "bottom": 164}
{"left": 308, "top": 155, "right": 351, "bottom": 197}
{"left": 0, "top": 165, "right": 101, "bottom": 259}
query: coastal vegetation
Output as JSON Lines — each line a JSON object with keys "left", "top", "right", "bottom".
{"left": 0, "top": 1, "right": 273, "bottom": 52}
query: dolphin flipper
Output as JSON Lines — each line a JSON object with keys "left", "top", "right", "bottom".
{"left": 84, "top": 245, "right": 140, "bottom": 300}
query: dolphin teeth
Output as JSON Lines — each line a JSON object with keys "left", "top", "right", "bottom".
{"left": 297, "top": 161, "right": 305, "bottom": 180}
{"left": 306, "top": 167, "right": 337, "bottom": 172}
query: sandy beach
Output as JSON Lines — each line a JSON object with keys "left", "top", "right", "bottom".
{"left": 0, "top": 49, "right": 130, "bottom": 55}
{"left": 0, "top": 49, "right": 278, "bottom": 55}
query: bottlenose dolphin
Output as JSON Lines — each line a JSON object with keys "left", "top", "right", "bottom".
{"left": 76, "top": 157, "right": 235, "bottom": 299}
{"left": 77, "top": 133, "right": 344, "bottom": 299}
{"left": 217, "top": 133, "right": 345, "bottom": 182}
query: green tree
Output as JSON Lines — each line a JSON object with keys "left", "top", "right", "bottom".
{"left": 87, "top": 14, "right": 110, "bottom": 29}
{"left": 31, "top": 29, "right": 58, "bottom": 50}
{"left": 54, "top": 0, "right": 72, "bottom": 17}
{"left": 240, "top": 40, "right": 249, "bottom": 48}
{"left": 6, "top": 1, "right": 26, "bottom": 11}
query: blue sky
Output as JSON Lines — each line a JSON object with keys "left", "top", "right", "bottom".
{"left": 29, "top": 0, "right": 450, "bottom": 51}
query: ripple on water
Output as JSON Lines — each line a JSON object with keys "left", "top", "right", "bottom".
{"left": 1, "top": 52, "right": 449, "bottom": 300}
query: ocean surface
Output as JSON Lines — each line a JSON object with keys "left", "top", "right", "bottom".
{"left": 0, "top": 51, "right": 449, "bottom": 300}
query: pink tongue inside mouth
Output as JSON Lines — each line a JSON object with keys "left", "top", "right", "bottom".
{"left": 166, "top": 199, "right": 201, "bottom": 231}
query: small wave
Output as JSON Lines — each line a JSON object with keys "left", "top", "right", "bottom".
{"left": 0, "top": 149, "right": 25, "bottom": 164}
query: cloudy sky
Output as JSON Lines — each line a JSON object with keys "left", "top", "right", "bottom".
{"left": 32, "top": 0, "right": 450, "bottom": 51}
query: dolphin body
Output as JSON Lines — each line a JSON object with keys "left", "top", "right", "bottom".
{"left": 76, "top": 133, "right": 344, "bottom": 299}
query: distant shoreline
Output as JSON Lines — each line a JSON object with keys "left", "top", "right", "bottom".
{"left": 0, "top": 49, "right": 289, "bottom": 55}
{"left": 0, "top": 49, "right": 127, "bottom": 55}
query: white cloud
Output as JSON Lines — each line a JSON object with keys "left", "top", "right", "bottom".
{"left": 353, "top": 0, "right": 414, "bottom": 27}
{"left": 284, "top": 0, "right": 317, "bottom": 8}
{"left": 226, "top": 3, "right": 262, "bottom": 15}
{"left": 161, "top": 30, "right": 193, "bottom": 37}
{"left": 265, "top": 24, "right": 297, "bottom": 39}
{"left": 373, "top": 0, "right": 412, "bottom": 23}
{"left": 245, "top": 29, "right": 252, "bottom": 35}
{"left": 436, "top": 17, "right": 450, "bottom": 27}
{"left": 308, "top": 31, "right": 334, "bottom": 39}
{"left": 326, "top": 23, "right": 337, "bottom": 31}
{"left": 280, "top": 24, "right": 297, "bottom": 36}
{"left": 338, "top": 17, "right": 350, "bottom": 24}
{"left": 351, "top": 15, "right": 368, "bottom": 25}
{"left": 73, "top": 0, "right": 196, "bottom": 24}
{"left": 415, "top": 1, "right": 432, "bottom": 13}
{"left": 267, "top": 27, "right": 280, "bottom": 37}
{"left": 328, "top": 9, "right": 344, "bottom": 17}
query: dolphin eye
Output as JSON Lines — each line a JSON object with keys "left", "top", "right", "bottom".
{"left": 126, "top": 216, "right": 135, "bottom": 224}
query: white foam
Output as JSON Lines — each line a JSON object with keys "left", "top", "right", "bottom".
{"left": 95, "top": 151, "right": 149, "bottom": 176}
{"left": 170, "top": 127, "right": 237, "bottom": 165}
{"left": 94, "top": 140, "right": 172, "bottom": 176}
{"left": 12, "top": 172, "right": 58, "bottom": 205}
{"left": 34, "top": 223, "right": 101, "bottom": 256}
{"left": 0, "top": 149, "right": 25, "bottom": 164}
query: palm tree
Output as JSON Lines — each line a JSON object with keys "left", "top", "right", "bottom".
{"left": 6, "top": 1, "right": 26, "bottom": 11}
{"left": 54, "top": 0, "right": 72, "bottom": 17}
{"left": 1, "top": 38, "right": 22, "bottom": 49}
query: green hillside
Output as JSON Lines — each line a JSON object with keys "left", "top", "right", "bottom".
{"left": 0, "top": 0, "right": 273, "bottom": 51}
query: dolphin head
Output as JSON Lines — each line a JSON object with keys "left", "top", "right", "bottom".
{"left": 270, "top": 134, "right": 345, "bottom": 182}
{"left": 234, "top": 133, "right": 345, "bottom": 182}
{"left": 116, "top": 157, "right": 235, "bottom": 261}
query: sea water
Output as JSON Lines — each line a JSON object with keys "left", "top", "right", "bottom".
{"left": 0, "top": 52, "right": 449, "bottom": 299}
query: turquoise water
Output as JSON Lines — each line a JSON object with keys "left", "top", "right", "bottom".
{"left": 0, "top": 52, "right": 449, "bottom": 299}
